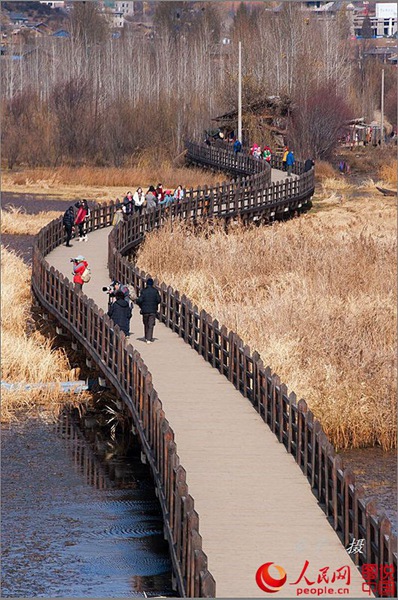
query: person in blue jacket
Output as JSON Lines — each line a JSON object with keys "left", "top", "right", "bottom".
{"left": 286, "top": 150, "right": 295, "bottom": 177}
{"left": 233, "top": 139, "right": 242, "bottom": 154}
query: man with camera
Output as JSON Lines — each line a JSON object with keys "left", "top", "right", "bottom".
{"left": 107, "top": 290, "right": 132, "bottom": 338}
{"left": 102, "top": 280, "right": 135, "bottom": 307}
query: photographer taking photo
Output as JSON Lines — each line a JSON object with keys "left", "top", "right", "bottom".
{"left": 71, "top": 255, "right": 90, "bottom": 293}
{"left": 107, "top": 290, "right": 132, "bottom": 338}
{"left": 102, "top": 280, "right": 135, "bottom": 307}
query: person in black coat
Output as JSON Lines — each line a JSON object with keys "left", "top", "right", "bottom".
{"left": 62, "top": 206, "right": 75, "bottom": 247}
{"left": 136, "top": 278, "right": 161, "bottom": 344}
{"left": 304, "top": 158, "right": 315, "bottom": 173}
{"left": 108, "top": 290, "right": 132, "bottom": 337}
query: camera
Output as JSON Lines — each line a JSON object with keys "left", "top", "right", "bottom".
{"left": 102, "top": 284, "right": 115, "bottom": 294}
{"left": 70, "top": 258, "right": 77, "bottom": 263}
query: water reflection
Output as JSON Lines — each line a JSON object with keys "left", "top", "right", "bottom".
{"left": 1, "top": 412, "right": 174, "bottom": 598}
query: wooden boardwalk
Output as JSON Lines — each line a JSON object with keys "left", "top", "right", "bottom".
{"left": 46, "top": 180, "right": 370, "bottom": 597}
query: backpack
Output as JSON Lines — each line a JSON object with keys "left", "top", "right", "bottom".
{"left": 81, "top": 266, "right": 91, "bottom": 283}
{"left": 127, "top": 285, "right": 137, "bottom": 302}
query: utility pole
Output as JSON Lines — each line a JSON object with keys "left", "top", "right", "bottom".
{"left": 380, "top": 68, "right": 385, "bottom": 146}
{"left": 238, "top": 41, "right": 242, "bottom": 144}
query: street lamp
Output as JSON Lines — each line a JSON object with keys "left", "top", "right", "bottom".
{"left": 238, "top": 40, "right": 242, "bottom": 143}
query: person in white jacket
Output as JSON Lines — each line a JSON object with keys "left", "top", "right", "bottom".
{"left": 133, "top": 187, "right": 145, "bottom": 215}
{"left": 173, "top": 185, "right": 185, "bottom": 202}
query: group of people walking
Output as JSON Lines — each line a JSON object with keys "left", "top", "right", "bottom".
{"left": 249, "top": 143, "right": 273, "bottom": 163}
{"left": 63, "top": 139, "right": 313, "bottom": 343}
{"left": 112, "top": 184, "right": 185, "bottom": 224}
{"left": 232, "top": 139, "right": 298, "bottom": 176}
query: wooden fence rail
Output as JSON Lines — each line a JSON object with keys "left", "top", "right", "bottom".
{"left": 32, "top": 141, "right": 396, "bottom": 597}
{"left": 32, "top": 208, "right": 215, "bottom": 598}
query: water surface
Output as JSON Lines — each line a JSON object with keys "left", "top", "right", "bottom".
{"left": 1, "top": 415, "right": 173, "bottom": 598}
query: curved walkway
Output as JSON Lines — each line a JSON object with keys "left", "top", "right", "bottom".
{"left": 46, "top": 181, "right": 369, "bottom": 597}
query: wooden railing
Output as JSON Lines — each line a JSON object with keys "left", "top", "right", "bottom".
{"left": 115, "top": 141, "right": 314, "bottom": 256}
{"left": 31, "top": 141, "right": 396, "bottom": 597}
{"left": 110, "top": 143, "right": 396, "bottom": 586}
{"left": 32, "top": 210, "right": 215, "bottom": 598}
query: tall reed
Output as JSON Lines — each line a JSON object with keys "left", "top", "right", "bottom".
{"left": 1, "top": 246, "right": 82, "bottom": 422}
{"left": 136, "top": 215, "right": 397, "bottom": 450}
{"left": 2, "top": 164, "right": 223, "bottom": 191}
{"left": 1, "top": 207, "right": 62, "bottom": 235}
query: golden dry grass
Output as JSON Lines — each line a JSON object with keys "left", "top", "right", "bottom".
{"left": 321, "top": 177, "right": 354, "bottom": 193}
{"left": 1, "top": 207, "right": 62, "bottom": 235}
{"left": 137, "top": 196, "right": 397, "bottom": 450}
{"left": 1, "top": 164, "right": 223, "bottom": 202}
{"left": 379, "top": 160, "right": 397, "bottom": 185}
{"left": 314, "top": 160, "right": 336, "bottom": 180}
{"left": 1, "top": 246, "right": 86, "bottom": 422}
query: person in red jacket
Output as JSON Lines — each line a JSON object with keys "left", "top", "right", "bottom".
{"left": 155, "top": 183, "right": 165, "bottom": 203}
{"left": 74, "top": 199, "right": 90, "bottom": 242}
{"left": 72, "top": 255, "right": 89, "bottom": 293}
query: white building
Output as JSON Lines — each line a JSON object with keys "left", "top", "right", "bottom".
{"left": 104, "top": 1, "right": 134, "bottom": 28}
{"left": 375, "top": 3, "right": 397, "bottom": 37}
{"left": 114, "top": 1, "right": 134, "bottom": 18}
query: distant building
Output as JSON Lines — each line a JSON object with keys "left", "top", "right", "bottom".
{"left": 9, "top": 13, "right": 29, "bottom": 26}
{"left": 111, "top": 10, "right": 124, "bottom": 28}
{"left": 375, "top": 3, "right": 397, "bottom": 36}
{"left": 103, "top": 1, "right": 134, "bottom": 28}
{"left": 114, "top": 1, "right": 134, "bottom": 18}
{"left": 52, "top": 29, "right": 70, "bottom": 38}
{"left": 353, "top": 2, "right": 397, "bottom": 37}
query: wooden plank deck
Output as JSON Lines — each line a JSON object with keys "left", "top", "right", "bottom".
{"left": 46, "top": 177, "right": 370, "bottom": 597}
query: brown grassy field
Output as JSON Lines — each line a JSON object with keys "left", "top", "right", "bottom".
{"left": 136, "top": 188, "right": 397, "bottom": 450}
{"left": 1, "top": 207, "right": 63, "bottom": 235}
{"left": 2, "top": 156, "right": 396, "bottom": 447}
{"left": 1, "top": 246, "right": 86, "bottom": 422}
{"left": 1, "top": 163, "right": 223, "bottom": 202}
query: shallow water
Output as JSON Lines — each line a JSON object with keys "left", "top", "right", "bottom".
{"left": 1, "top": 414, "right": 174, "bottom": 598}
{"left": 2, "top": 192, "right": 73, "bottom": 213}
{"left": 340, "top": 447, "right": 397, "bottom": 533}
{"left": 1, "top": 233, "right": 35, "bottom": 264}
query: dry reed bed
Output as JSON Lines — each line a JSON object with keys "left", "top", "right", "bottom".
{"left": 379, "top": 160, "right": 397, "bottom": 185}
{"left": 1, "top": 246, "right": 84, "bottom": 422}
{"left": 136, "top": 213, "right": 397, "bottom": 450}
{"left": 1, "top": 164, "right": 223, "bottom": 201}
{"left": 1, "top": 207, "right": 62, "bottom": 235}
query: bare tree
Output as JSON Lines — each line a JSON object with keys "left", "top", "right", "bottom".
{"left": 289, "top": 83, "right": 352, "bottom": 159}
